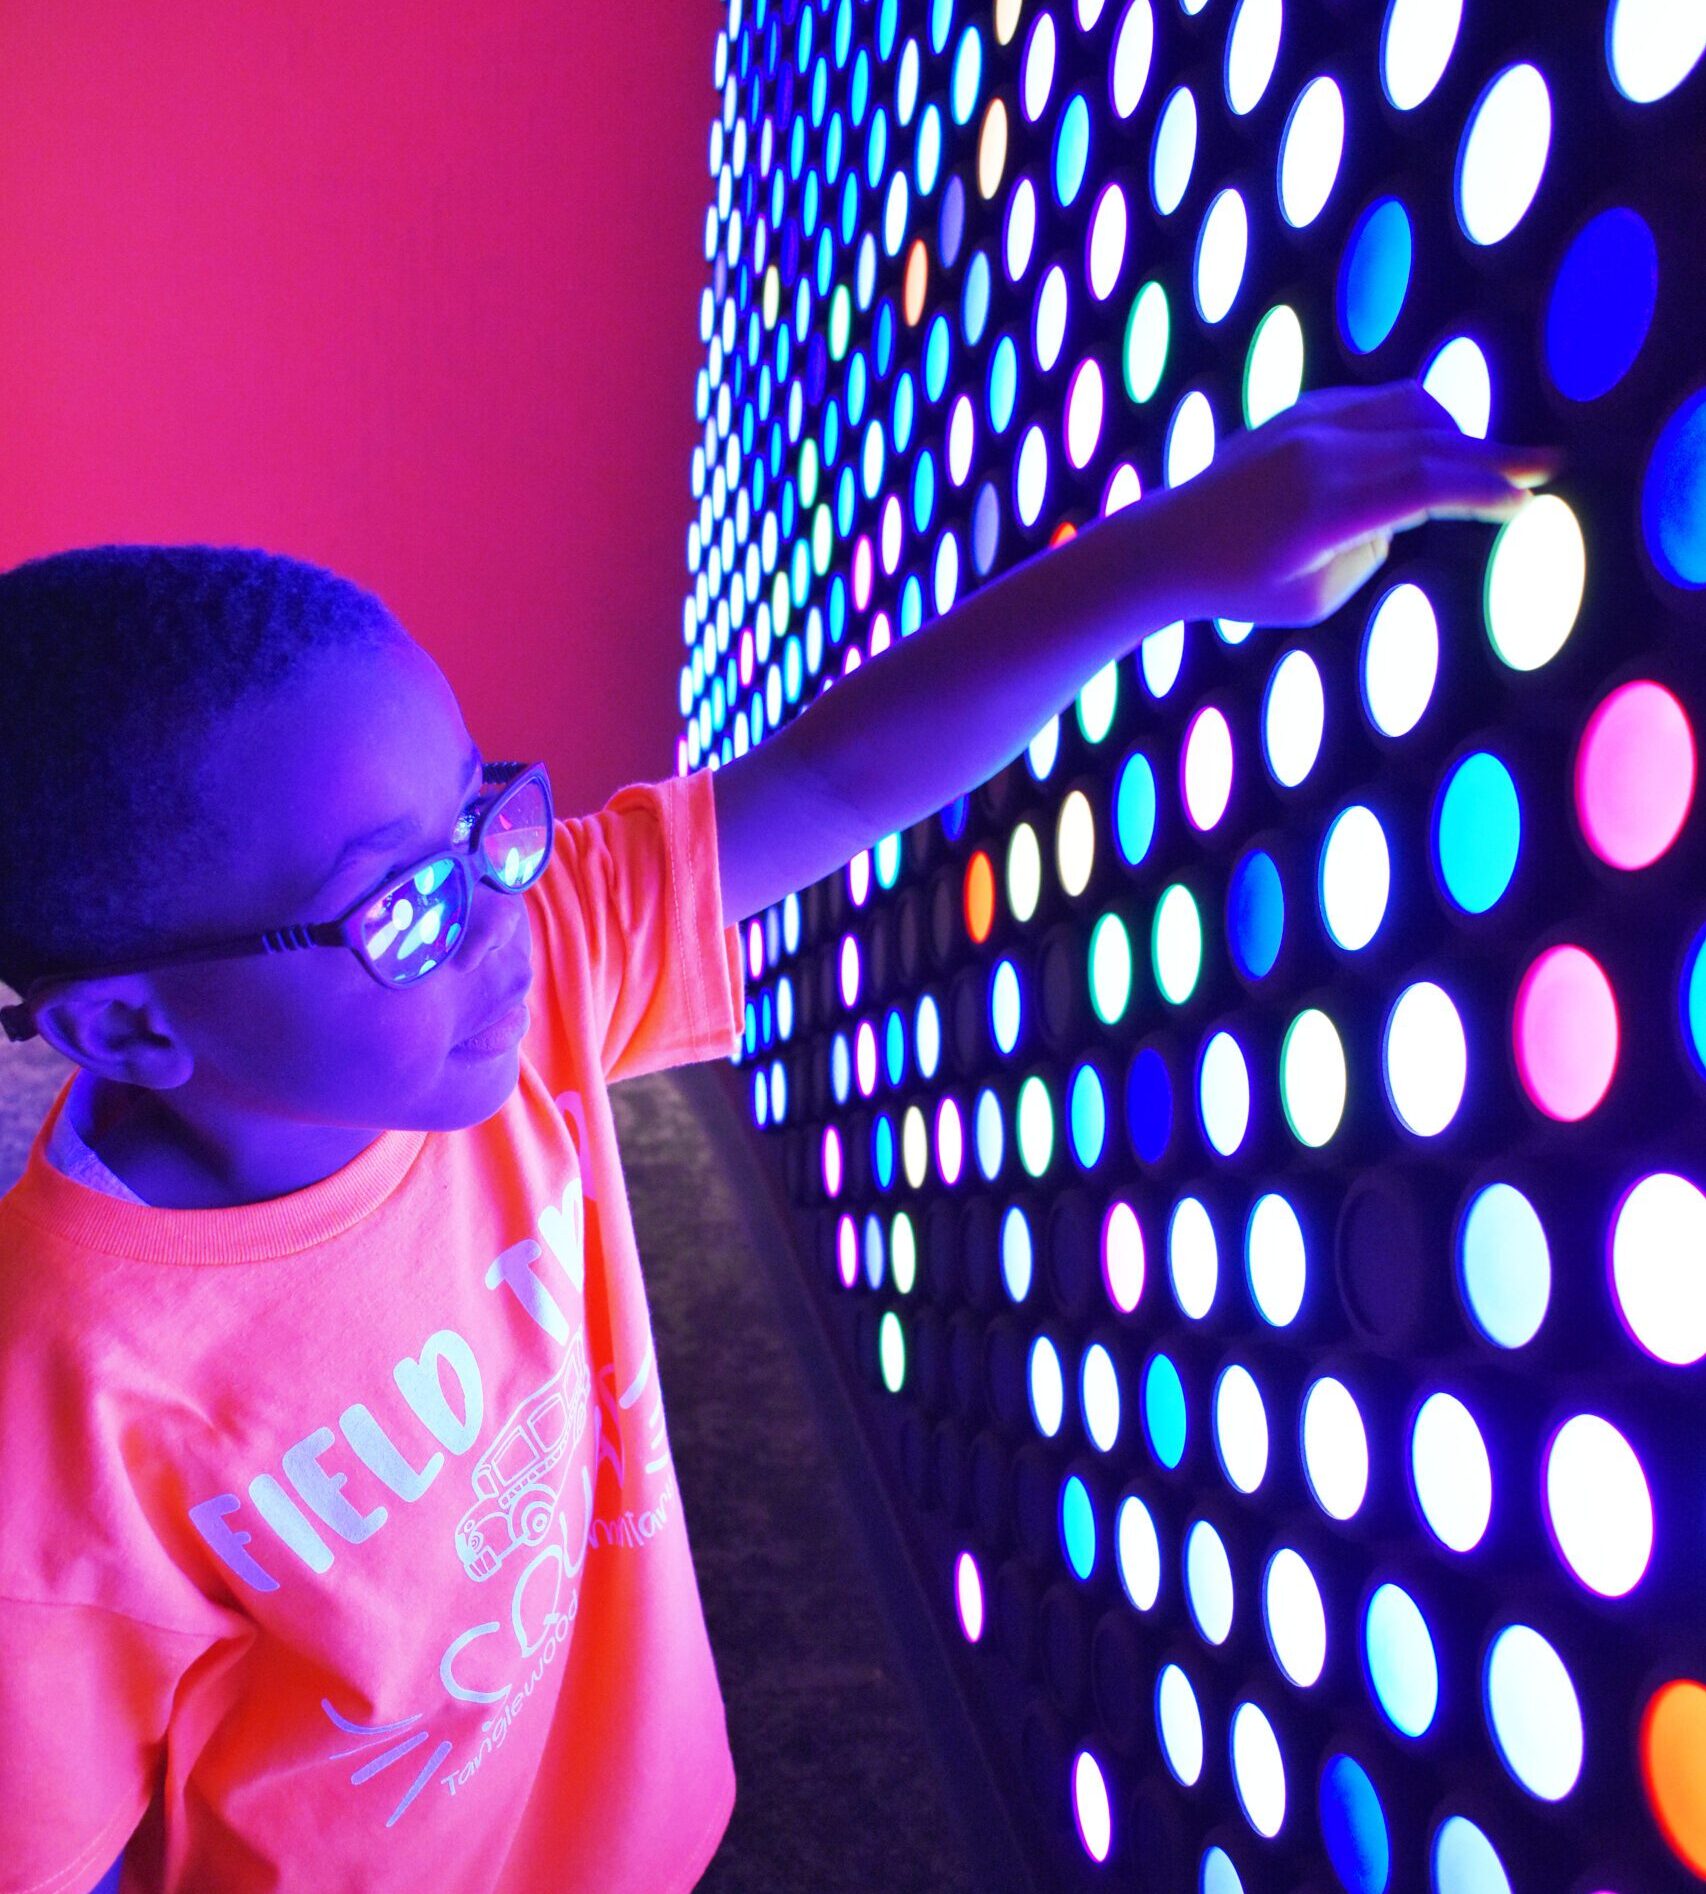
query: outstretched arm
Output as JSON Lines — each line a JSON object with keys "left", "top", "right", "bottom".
{"left": 712, "top": 379, "right": 1559, "bottom": 927}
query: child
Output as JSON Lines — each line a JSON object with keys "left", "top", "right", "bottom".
{"left": 0, "top": 381, "right": 1556, "bottom": 1892}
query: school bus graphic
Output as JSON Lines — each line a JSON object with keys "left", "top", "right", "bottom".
{"left": 454, "top": 1330, "right": 592, "bottom": 1582}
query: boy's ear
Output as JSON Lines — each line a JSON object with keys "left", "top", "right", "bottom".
{"left": 29, "top": 979, "right": 195, "bottom": 1090}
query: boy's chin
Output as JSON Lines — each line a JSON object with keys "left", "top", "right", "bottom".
{"left": 440, "top": 1046, "right": 523, "bottom": 1115}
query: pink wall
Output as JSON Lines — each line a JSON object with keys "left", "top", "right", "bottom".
{"left": 0, "top": 2, "right": 720, "bottom": 816}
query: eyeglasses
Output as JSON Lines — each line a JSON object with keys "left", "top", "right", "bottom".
{"left": 0, "top": 760, "right": 554, "bottom": 1044}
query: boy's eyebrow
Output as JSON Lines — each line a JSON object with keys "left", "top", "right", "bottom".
{"left": 317, "top": 743, "right": 485, "bottom": 890}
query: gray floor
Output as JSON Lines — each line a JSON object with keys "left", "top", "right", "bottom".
{"left": 612, "top": 1065, "right": 979, "bottom": 1894}
{"left": 0, "top": 1020, "right": 977, "bottom": 1893}
{"left": 0, "top": 1019, "right": 72, "bottom": 1191}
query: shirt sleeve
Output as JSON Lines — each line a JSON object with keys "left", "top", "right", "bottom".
{"left": 521, "top": 767, "right": 746, "bottom": 1086}
{"left": 0, "top": 1596, "right": 207, "bottom": 1894}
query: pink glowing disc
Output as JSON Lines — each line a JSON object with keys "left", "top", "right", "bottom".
{"left": 1513, "top": 945, "right": 1619, "bottom": 1122}
{"left": 1575, "top": 679, "right": 1695, "bottom": 870}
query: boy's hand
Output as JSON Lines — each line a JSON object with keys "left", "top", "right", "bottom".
{"left": 1151, "top": 379, "right": 1565, "bottom": 630}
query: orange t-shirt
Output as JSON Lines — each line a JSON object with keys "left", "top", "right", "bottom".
{"left": 0, "top": 767, "right": 746, "bottom": 1894}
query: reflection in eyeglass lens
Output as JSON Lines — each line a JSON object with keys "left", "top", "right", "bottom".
{"left": 485, "top": 779, "right": 552, "bottom": 890}
{"left": 363, "top": 777, "right": 552, "bottom": 982}
{"left": 363, "top": 859, "right": 457, "bottom": 980}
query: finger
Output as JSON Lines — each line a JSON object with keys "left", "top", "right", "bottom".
{"left": 1403, "top": 425, "right": 1564, "bottom": 479}
{"left": 1337, "top": 452, "right": 1539, "bottom": 540}
{"left": 1278, "top": 529, "right": 1396, "bottom": 631}
{"left": 1317, "top": 529, "right": 1395, "bottom": 608}
{"left": 1289, "top": 387, "right": 1567, "bottom": 482}
{"left": 1501, "top": 447, "right": 1566, "bottom": 486}
{"left": 1347, "top": 427, "right": 1564, "bottom": 495}
{"left": 1268, "top": 413, "right": 1563, "bottom": 508}
{"left": 1424, "top": 431, "right": 1564, "bottom": 485}
{"left": 1412, "top": 462, "right": 1535, "bottom": 528}
{"left": 1425, "top": 486, "right": 1536, "bottom": 523}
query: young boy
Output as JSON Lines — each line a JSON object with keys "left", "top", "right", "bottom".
{"left": 0, "top": 381, "right": 1556, "bottom": 1892}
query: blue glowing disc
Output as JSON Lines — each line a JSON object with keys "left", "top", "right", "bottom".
{"left": 1128, "top": 1045, "right": 1174, "bottom": 1163}
{"left": 1338, "top": 198, "right": 1412, "bottom": 355}
{"left": 1435, "top": 752, "right": 1521, "bottom": 914}
{"left": 1228, "top": 848, "right": 1285, "bottom": 979}
{"left": 1145, "top": 1353, "right": 1188, "bottom": 1467}
{"left": 1545, "top": 207, "right": 1657, "bottom": 402}
{"left": 1319, "top": 1754, "right": 1391, "bottom": 1894}
{"left": 1643, "top": 387, "right": 1706, "bottom": 589}
{"left": 1117, "top": 751, "right": 1159, "bottom": 865}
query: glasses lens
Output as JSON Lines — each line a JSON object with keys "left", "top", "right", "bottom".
{"left": 360, "top": 854, "right": 467, "bottom": 986}
{"left": 483, "top": 775, "right": 552, "bottom": 890}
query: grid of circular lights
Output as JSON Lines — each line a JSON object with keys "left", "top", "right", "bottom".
{"left": 689, "top": 0, "right": 1706, "bottom": 1887}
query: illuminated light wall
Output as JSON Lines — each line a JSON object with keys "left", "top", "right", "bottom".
{"left": 680, "top": 1, "right": 1706, "bottom": 1888}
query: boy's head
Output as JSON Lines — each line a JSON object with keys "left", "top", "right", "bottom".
{"left": 0, "top": 544, "right": 534, "bottom": 1155}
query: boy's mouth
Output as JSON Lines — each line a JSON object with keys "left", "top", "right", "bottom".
{"left": 460, "top": 967, "right": 533, "bottom": 1045}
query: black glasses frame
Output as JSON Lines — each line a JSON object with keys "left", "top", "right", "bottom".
{"left": 1, "top": 761, "right": 554, "bottom": 1044}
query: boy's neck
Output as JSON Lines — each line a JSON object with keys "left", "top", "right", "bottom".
{"left": 79, "top": 1075, "right": 384, "bottom": 1211}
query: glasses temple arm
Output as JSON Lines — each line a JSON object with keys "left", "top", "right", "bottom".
{"left": 1, "top": 922, "right": 357, "bottom": 1039}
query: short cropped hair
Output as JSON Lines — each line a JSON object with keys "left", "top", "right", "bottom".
{"left": 0, "top": 543, "right": 410, "bottom": 1005}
